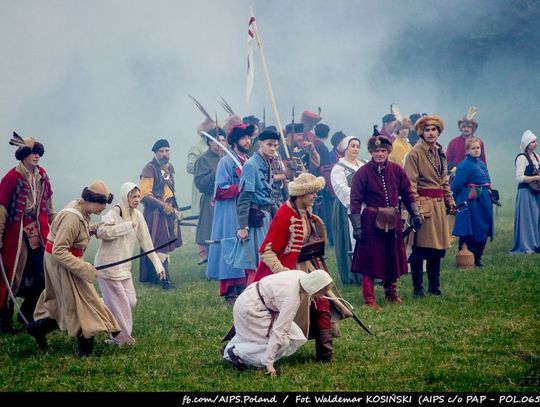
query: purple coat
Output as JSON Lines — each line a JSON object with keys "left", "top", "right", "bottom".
{"left": 350, "top": 160, "right": 415, "bottom": 280}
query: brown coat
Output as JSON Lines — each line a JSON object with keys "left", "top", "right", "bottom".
{"left": 34, "top": 201, "right": 119, "bottom": 338}
{"left": 404, "top": 139, "right": 455, "bottom": 250}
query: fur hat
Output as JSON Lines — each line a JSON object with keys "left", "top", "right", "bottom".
{"left": 458, "top": 107, "right": 478, "bottom": 132}
{"left": 367, "top": 136, "right": 393, "bottom": 153}
{"left": 315, "top": 123, "right": 330, "bottom": 138}
{"left": 258, "top": 128, "right": 280, "bottom": 141}
{"left": 9, "top": 132, "right": 45, "bottom": 161}
{"left": 331, "top": 131, "right": 347, "bottom": 147}
{"left": 300, "top": 110, "right": 322, "bottom": 126}
{"left": 521, "top": 130, "right": 537, "bottom": 153}
{"left": 81, "top": 180, "right": 113, "bottom": 204}
{"left": 288, "top": 173, "right": 325, "bottom": 197}
{"left": 415, "top": 115, "right": 445, "bottom": 137}
{"left": 152, "top": 139, "right": 170, "bottom": 152}
{"left": 299, "top": 269, "right": 334, "bottom": 296}
{"left": 227, "top": 124, "right": 254, "bottom": 146}
{"left": 286, "top": 123, "right": 304, "bottom": 134}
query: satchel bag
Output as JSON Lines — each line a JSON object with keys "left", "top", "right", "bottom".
{"left": 297, "top": 239, "right": 325, "bottom": 263}
{"left": 418, "top": 196, "right": 433, "bottom": 218}
{"left": 248, "top": 207, "right": 265, "bottom": 228}
{"left": 375, "top": 207, "right": 398, "bottom": 232}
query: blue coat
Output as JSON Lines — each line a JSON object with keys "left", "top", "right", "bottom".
{"left": 451, "top": 155, "right": 494, "bottom": 242}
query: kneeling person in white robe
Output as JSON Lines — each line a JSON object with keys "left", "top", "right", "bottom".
{"left": 223, "top": 269, "right": 334, "bottom": 377}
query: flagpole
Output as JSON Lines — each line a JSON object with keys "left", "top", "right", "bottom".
{"left": 250, "top": 6, "right": 290, "bottom": 159}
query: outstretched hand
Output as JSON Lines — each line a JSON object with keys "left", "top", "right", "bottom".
{"left": 266, "top": 365, "right": 277, "bottom": 378}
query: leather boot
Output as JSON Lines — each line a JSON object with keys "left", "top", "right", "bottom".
{"left": 315, "top": 328, "right": 333, "bottom": 362}
{"left": 384, "top": 280, "right": 402, "bottom": 304}
{"left": 426, "top": 259, "right": 442, "bottom": 295}
{"left": 410, "top": 260, "right": 424, "bottom": 297}
{"left": 0, "top": 302, "right": 19, "bottom": 335}
{"left": 27, "top": 317, "right": 58, "bottom": 349}
{"left": 362, "top": 276, "right": 378, "bottom": 308}
{"left": 77, "top": 336, "right": 95, "bottom": 357}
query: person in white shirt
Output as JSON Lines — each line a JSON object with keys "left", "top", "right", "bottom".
{"left": 223, "top": 269, "right": 334, "bottom": 377}
{"left": 330, "top": 136, "right": 363, "bottom": 285}
{"left": 94, "top": 182, "right": 165, "bottom": 345}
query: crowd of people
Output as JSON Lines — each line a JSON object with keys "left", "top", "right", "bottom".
{"left": 0, "top": 105, "right": 538, "bottom": 375}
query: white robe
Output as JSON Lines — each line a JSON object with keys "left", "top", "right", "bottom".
{"left": 223, "top": 270, "right": 309, "bottom": 367}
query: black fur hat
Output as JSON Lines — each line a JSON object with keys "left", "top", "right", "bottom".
{"left": 9, "top": 132, "right": 45, "bottom": 161}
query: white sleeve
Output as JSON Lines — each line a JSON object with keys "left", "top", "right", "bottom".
{"left": 135, "top": 211, "right": 164, "bottom": 273}
{"left": 96, "top": 210, "right": 133, "bottom": 240}
{"left": 515, "top": 155, "right": 528, "bottom": 183}
{"left": 331, "top": 164, "right": 351, "bottom": 210}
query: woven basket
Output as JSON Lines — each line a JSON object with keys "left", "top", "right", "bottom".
{"left": 456, "top": 243, "right": 475, "bottom": 269}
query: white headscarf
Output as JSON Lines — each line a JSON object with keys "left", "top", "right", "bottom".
{"left": 118, "top": 182, "right": 140, "bottom": 221}
{"left": 521, "top": 130, "right": 537, "bottom": 153}
{"left": 337, "top": 136, "right": 360, "bottom": 155}
{"left": 299, "top": 269, "right": 334, "bottom": 296}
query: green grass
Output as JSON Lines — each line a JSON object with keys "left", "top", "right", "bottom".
{"left": 1, "top": 209, "right": 538, "bottom": 392}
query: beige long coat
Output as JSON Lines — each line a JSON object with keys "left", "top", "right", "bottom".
{"left": 34, "top": 201, "right": 119, "bottom": 338}
{"left": 404, "top": 139, "right": 455, "bottom": 250}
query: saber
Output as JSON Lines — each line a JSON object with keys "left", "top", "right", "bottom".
{"left": 96, "top": 239, "right": 177, "bottom": 270}
{"left": 201, "top": 131, "right": 243, "bottom": 170}
{"left": 0, "top": 252, "right": 29, "bottom": 325}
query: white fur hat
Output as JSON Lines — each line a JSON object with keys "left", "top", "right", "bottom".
{"left": 299, "top": 269, "right": 334, "bottom": 296}
{"left": 288, "top": 173, "right": 325, "bottom": 197}
{"left": 521, "top": 130, "right": 537, "bottom": 153}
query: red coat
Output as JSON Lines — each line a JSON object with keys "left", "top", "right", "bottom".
{"left": 350, "top": 160, "right": 414, "bottom": 280}
{"left": 0, "top": 166, "right": 52, "bottom": 307}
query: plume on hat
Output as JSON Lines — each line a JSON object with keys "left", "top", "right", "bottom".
{"left": 390, "top": 103, "right": 405, "bottom": 122}
{"left": 465, "top": 106, "right": 478, "bottom": 122}
{"left": 9, "top": 132, "right": 30, "bottom": 148}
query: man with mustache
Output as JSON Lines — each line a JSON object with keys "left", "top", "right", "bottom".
{"left": 138, "top": 139, "right": 183, "bottom": 289}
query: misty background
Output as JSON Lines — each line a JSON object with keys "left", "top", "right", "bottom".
{"left": 1, "top": 0, "right": 539, "bottom": 214}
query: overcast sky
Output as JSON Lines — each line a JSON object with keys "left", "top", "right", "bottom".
{"left": 1, "top": 0, "right": 538, "bottom": 208}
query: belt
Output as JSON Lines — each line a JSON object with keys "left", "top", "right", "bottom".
{"left": 45, "top": 240, "right": 84, "bottom": 258}
{"left": 365, "top": 206, "right": 398, "bottom": 213}
{"left": 256, "top": 282, "right": 277, "bottom": 337}
{"left": 252, "top": 204, "right": 272, "bottom": 212}
{"left": 418, "top": 189, "right": 444, "bottom": 198}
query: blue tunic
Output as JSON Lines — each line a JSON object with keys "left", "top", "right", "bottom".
{"left": 451, "top": 155, "right": 494, "bottom": 242}
{"left": 206, "top": 154, "right": 245, "bottom": 281}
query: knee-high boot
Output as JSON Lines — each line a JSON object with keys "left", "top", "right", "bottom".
{"left": 361, "top": 276, "right": 378, "bottom": 308}
{"left": 426, "top": 259, "right": 442, "bottom": 295}
{"left": 27, "top": 317, "right": 58, "bottom": 349}
{"left": 410, "top": 260, "right": 424, "bottom": 297}
{"left": 0, "top": 301, "right": 17, "bottom": 335}
{"left": 77, "top": 336, "right": 95, "bottom": 357}
{"left": 315, "top": 328, "right": 333, "bottom": 362}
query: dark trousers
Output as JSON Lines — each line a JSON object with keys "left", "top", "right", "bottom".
{"left": 409, "top": 246, "right": 445, "bottom": 295}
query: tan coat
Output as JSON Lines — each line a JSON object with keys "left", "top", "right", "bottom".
{"left": 404, "top": 139, "right": 455, "bottom": 250}
{"left": 34, "top": 201, "right": 119, "bottom": 338}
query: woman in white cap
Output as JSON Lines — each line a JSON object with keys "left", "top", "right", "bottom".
{"left": 511, "top": 130, "right": 540, "bottom": 254}
{"left": 223, "top": 269, "right": 334, "bottom": 377}
{"left": 28, "top": 181, "right": 120, "bottom": 356}
{"left": 94, "top": 182, "right": 165, "bottom": 345}
{"left": 330, "top": 136, "right": 364, "bottom": 285}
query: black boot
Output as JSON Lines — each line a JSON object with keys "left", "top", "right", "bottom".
{"left": 161, "top": 259, "right": 176, "bottom": 290}
{"left": 77, "top": 336, "right": 95, "bottom": 357}
{"left": 426, "top": 259, "right": 442, "bottom": 295}
{"left": 223, "top": 286, "right": 237, "bottom": 306}
{"left": 410, "top": 260, "right": 425, "bottom": 298}
{"left": 27, "top": 317, "right": 58, "bottom": 349}
{"left": 19, "top": 294, "right": 39, "bottom": 324}
{"left": 0, "top": 302, "right": 18, "bottom": 335}
{"left": 315, "top": 328, "right": 333, "bottom": 362}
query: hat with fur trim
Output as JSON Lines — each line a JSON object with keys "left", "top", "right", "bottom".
{"left": 227, "top": 124, "right": 254, "bottom": 145}
{"left": 288, "top": 172, "right": 325, "bottom": 197}
{"left": 9, "top": 132, "right": 45, "bottom": 161}
{"left": 81, "top": 180, "right": 113, "bottom": 204}
{"left": 367, "top": 136, "right": 393, "bottom": 153}
{"left": 415, "top": 115, "right": 445, "bottom": 137}
{"left": 457, "top": 107, "right": 478, "bottom": 132}
{"left": 299, "top": 269, "right": 334, "bottom": 296}
{"left": 301, "top": 110, "right": 322, "bottom": 126}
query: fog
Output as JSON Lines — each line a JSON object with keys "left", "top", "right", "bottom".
{"left": 1, "top": 0, "right": 539, "bottom": 210}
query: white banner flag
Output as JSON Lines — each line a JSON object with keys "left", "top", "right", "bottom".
{"left": 246, "top": 7, "right": 256, "bottom": 105}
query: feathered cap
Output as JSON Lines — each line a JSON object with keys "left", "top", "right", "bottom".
{"left": 288, "top": 172, "right": 325, "bottom": 197}
{"left": 415, "top": 115, "right": 445, "bottom": 137}
{"left": 458, "top": 106, "right": 478, "bottom": 132}
{"left": 9, "top": 132, "right": 45, "bottom": 161}
{"left": 188, "top": 95, "right": 217, "bottom": 136}
{"left": 300, "top": 110, "right": 322, "bottom": 126}
{"left": 81, "top": 180, "right": 113, "bottom": 204}
{"left": 368, "top": 136, "right": 393, "bottom": 153}
{"left": 390, "top": 103, "right": 412, "bottom": 133}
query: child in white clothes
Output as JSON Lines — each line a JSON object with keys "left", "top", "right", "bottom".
{"left": 94, "top": 182, "right": 165, "bottom": 345}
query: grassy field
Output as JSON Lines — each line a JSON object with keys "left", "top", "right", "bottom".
{"left": 0, "top": 205, "right": 538, "bottom": 392}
